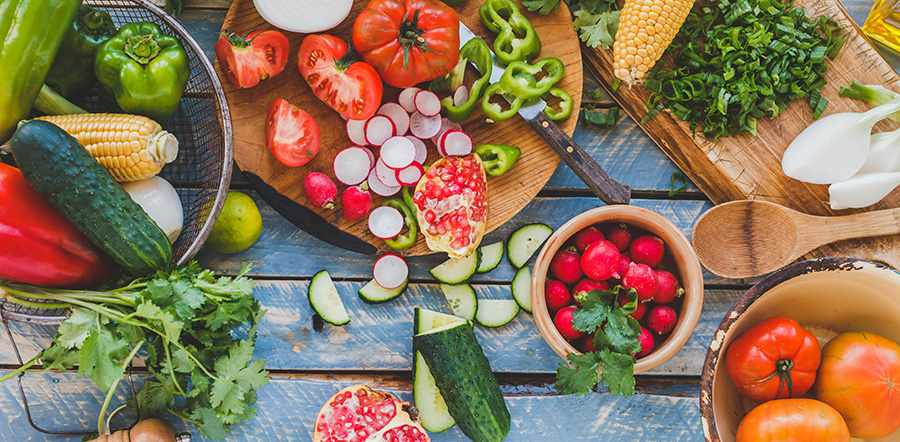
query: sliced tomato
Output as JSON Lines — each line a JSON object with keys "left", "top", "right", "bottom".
{"left": 265, "top": 99, "right": 320, "bottom": 167}
{"left": 215, "top": 29, "right": 289, "bottom": 89}
{"left": 297, "top": 34, "right": 383, "bottom": 121}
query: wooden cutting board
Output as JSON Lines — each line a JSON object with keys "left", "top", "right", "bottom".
{"left": 583, "top": 0, "right": 900, "bottom": 271}
{"left": 218, "top": 0, "right": 582, "bottom": 256}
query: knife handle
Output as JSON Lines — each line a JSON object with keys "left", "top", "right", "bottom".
{"left": 527, "top": 112, "right": 631, "bottom": 204}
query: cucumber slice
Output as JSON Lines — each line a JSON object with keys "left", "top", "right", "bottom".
{"left": 507, "top": 223, "right": 553, "bottom": 269}
{"left": 358, "top": 278, "right": 407, "bottom": 304}
{"left": 413, "top": 308, "right": 464, "bottom": 433}
{"left": 439, "top": 283, "right": 478, "bottom": 321}
{"left": 475, "top": 242, "right": 504, "bottom": 273}
{"left": 308, "top": 270, "right": 350, "bottom": 326}
{"left": 430, "top": 252, "right": 479, "bottom": 284}
{"left": 475, "top": 299, "right": 520, "bottom": 328}
{"left": 415, "top": 307, "right": 465, "bottom": 334}
{"left": 511, "top": 266, "right": 533, "bottom": 313}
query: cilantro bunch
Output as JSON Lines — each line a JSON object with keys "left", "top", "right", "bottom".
{"left": 523, "top": 0, "right": 621, "bottom": 49}
{"left": 0, "top": 262, "right": 267, "bottom": 439}
{"left": 556, "top": 286, "right": 642, "bottom": 397}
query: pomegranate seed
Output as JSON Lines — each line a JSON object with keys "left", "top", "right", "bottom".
{"left": 437, "top": 223, "right": 447, "bottom": 234}
{"left": 451, "top": 237, "right": 465, "bottom": 249}
{"left": 425, "top": 210, "right": 436, "bottom": 223}
{"left": 461, "top": 236, "right": 470, "bottom": 246}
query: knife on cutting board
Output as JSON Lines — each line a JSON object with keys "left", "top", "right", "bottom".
{"left": 458, "top": 22, "right": 631, "bottom": 205}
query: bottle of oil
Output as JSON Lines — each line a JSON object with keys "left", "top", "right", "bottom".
{"left": 864, "top": 0, "right": 900, "bottom": 54}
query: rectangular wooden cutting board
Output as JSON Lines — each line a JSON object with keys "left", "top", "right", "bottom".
{"left": 584, "top": 0, "right": 900, "bottom": 272}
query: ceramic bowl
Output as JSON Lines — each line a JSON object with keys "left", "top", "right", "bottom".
{"left": 530, "top": 205, "right": 704, "bottom": 374}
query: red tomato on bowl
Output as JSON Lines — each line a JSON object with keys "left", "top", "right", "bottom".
{"left": 215, "top": 29, "right": 289, "bottom": 89}
{"left": 265, "top": 99, "right": 320, "bottom": 167}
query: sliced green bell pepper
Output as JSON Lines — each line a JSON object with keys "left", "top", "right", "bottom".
{"left": 499, "top": 58, "right": 565, "bottom": 100}
{"left": 481, "top": 82, "right": 524, "bottom": 122}
{"left": 94, "top": 22, "right": 189, "bottom": 123}
{"left": 382, "top": 198, "right": 418, "bottom": 250}
{"left": 481, "top": 0, "right": 541, "bottom": 65}
{"left": 475, "top": 144, "right": 521, "bottom": 176}
{"left": 45, "top": 6, "right": 118, "bottom": 99}
{"left": 543, "top": 87, "right": 574, "bottom": 121}
{"left": 433, "top": 37, "right": 493, "bottom": 123}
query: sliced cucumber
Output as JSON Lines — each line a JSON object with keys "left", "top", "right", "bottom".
{"left": 439, "top": 283, "right": 478, "bottom": 321}
{"left": 507, "top": 223, "right": 553, "bottom": 269}
{"left": 358, "top": 278, "right": 407, "bottom": 304}
{"left": 475, "top": 299, "right": 519, "bottom": 328}
{"left": 511, "top": 266, "right": 532, "bottom": 313}
{"left": 308, "top": 270, "right": 350, "bottom": 326}
{"left": 413, "top": 308, "right": 465, "bottom": 433}
{"left": 430, "top": 252, "right": 479, "bottom": 284}
{"left": 415, "top": 307, "right": 465, "bottom": 334}
{"left": 476, "top": 242, "right": 504, "bottom": 273}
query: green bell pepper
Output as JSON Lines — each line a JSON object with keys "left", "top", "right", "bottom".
{"left": 0, "top": 0, "right": 81, "bottom": 143}
{"left": 433, "top": 37, "right": 493, "bottom": 123}
{"left": 543, "top": 87, "right": 574, "bottom": 120}
{"left": 382, "top": 198, "right": 418, "bottom": 250}
{"left": 499, "top": 58, "right": 565, "bottom": 100}
{"left": 481, "top": 82, "right": 524, "bottom": 122}
{"left": 475, "top": 144, "right": 521, "bottom": 176}
{"left": 481, "top": 0, "right": 541, "bottom": 65}
{"left": 45, "top": 6, "right": 118, "bottom": 99}
{"left": 94, "top": 22, "right": 189, "bottom": 123}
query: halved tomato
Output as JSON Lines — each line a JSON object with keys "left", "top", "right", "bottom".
{"left": 297, "top": 34, "right": 383, "bottom": 121}
{"left": 215, "top": 29, "right": 289, "bottom": 89}
{"left": 265, "top": 99, "right": 320, "bottom": 167}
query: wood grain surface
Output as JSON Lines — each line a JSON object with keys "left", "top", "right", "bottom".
{"left": 218, "top": 0, "right": 583, "bottom": 256}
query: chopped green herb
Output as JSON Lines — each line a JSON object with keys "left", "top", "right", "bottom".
{"left": 592, "top": 87, "right": 606, "bottom": 100}
{"left": 572, "top": 9, "right": 620, "bottom": 49}
{"left": 584, "top": 107, "right": 619, "bottom": 128}
{"left": 669, "top": 172, "right": 689, "bottom": 196}
{"left": 523, "top": 0, "right": 561, "bottom": 15}
{"left": 611, "top": 78, "right": 621, "bottom": 93}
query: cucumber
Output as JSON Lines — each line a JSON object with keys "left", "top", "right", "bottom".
{"left": 413, "top": 308, "right": 465, "bottom": 433}
{"left": 430, "top": 251, "right": 479, "bottom": 284}
{"left": 511, "top": 266, "right": 533, "bottom": 313}
{"left": 10, "top": 120, "right": 171, "bottom": 275}
{"left": 415, "top": 307, "right": 465, "bottom": 333}
{"left": 476, "top": 241, "right": 504, "bottom": 273}
{"left": 308, "top": 270, "right": 350, "bottom": 326}
{"left": 358, "top": 278, "right": 407, "bottom": 304}
{"left": 439, "top": 283, "right": 478, "bottom": 321}
{"left": 507, "top": 223, "right": 553, "bottom": 269}
{"left": 414, "top": 320, "right": 511, "bottom": 442}
{"left": 475, "top": 300, "right": 519, "bottom": 327}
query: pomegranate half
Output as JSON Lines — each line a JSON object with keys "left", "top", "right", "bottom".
{"left": 313, "top": 384, "right": 430, "bottom": 442}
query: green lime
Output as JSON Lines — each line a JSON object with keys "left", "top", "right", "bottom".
{"left": 206, "top": 191, "right": 263, "bottom": 254}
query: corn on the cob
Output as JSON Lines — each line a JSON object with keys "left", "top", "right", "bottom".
{"left": 34, "top": 113, "right": 178, "bottom": 182}
{"left": 612, "top": 0, "right": 695, "bottom": 86}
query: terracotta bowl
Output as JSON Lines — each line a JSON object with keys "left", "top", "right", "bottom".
{"left": 700, "top": 257, "right": 900, "bottom": 442}
{"left": 530, "top": 205, "right": 704, "bottom": 374}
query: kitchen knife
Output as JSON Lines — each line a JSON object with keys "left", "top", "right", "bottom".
{"left": 458, "top": 22, "right": 631, "bottom": 205}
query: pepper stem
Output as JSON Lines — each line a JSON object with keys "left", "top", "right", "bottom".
{"left": 124, "top": 34, "right": 161, "bottom": 64}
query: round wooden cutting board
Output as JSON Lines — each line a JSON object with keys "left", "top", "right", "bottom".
{"left": 218, "top": 0, "right": 582, "bottom": 256}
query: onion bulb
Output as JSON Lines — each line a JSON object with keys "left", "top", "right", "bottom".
{"left": 252, "top": 0, "right": 353, "bottom": 33}
{"left": 123, "top": 176, "right": 184, "bottom": 243}
{"left": 829, "top": 171, "right": 900, "bottom": 209}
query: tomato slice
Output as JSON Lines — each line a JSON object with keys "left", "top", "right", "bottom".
{"left": 265, "top": 99, "right": 320, "bottom": 167}
{"left": 215, "top": 29, "right": 289, "bottom": 89}
{"left": 297, "top": 34, "right": 383, "bottom": 121}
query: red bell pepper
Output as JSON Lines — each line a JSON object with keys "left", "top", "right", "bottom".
{"left": 0, "top": 163, "right": 112, "bottom": 288}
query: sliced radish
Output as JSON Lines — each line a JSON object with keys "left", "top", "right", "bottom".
{"left": 440, "top": 129, "right": 473, "bottom": 156}
{"left": 377, "top": 102, "right": 410, "bottom": 136}
{"left": 406, "top": 136, "right": 428, "bottom": 164}
{"left": 372, "top": 254, "right": 408, "bottom": 289}
{"left": 410, "top": 111, "right": 442, "bottom": 139}
{"left": 361, "top": 147, "right": 376, "bottom": 169}
{"left": 414, "top": 90, "right": 441, "bottom": 117}
{"left": 333, "top": 147, "right": 371, "bottom": 186}
{"left": 364, "top": 115, "right": 396, "bottom": 147}
{"left": 453, "top": 85, "right": 470, "bottom": 107}
{"left": 431, "top": 118, "right": 462, "bottom": 145}
{"left": 368, "top": 167, "right": 401, "bottom": 196}
{"left": 368, "top": 206, "right": 404, "bottom": 240}
{"left": 399, "top": 87, "right": 422, "bottom": 113}
{"left": 396, "top": 162, "right": 424, "bottom": 186}
{"left": 375, "top": 157, "right": 402, "bottom": 187}
{"left": 347, "top": 118, "right": 368, "bottom": 146}
{"left": 380, "top": 136, "right": 416, "bottom": 170}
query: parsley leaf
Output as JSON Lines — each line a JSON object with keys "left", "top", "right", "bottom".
{"left": 556, "top": 352, "right": 602, "bottom": 395}
{"left": 136, "top": 380, "right": 174, "bottom": 417}
{"left": 523, "top": 0, "right": 561, "bottom": 15}
{"left": 78, "top": 327, "right": 129, "bottom": 391}
{"left": 669, "top": 172, "right": 689, "bottom": 197}
{"left": 573, "top": 9, "right": 620, "bottom": 49}
{"left": 598, "top": 350, "right": 636, "bottom": 396}
{"left": 584, "top": 107, "right": 619, "bottom": 128}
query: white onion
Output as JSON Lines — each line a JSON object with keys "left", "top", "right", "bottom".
{"left": 122, "top": 176, "right": 184, "bottom": 243}
{"left": 252, "top": 0, "right": 353, "bottom": 33}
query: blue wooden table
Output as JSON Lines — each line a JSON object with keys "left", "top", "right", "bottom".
{"left": 1, "top": 0, "right": 895, "bottom": 440}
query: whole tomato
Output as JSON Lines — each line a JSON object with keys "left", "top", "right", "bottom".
{"left": 352, "top": 0, "right": 460, "bottom": 88}
{"left": 724, "top": 316, "right": 821, "bottom": 403}
{"left": 815, "top": 331, "right": 900, "bottom": 439}
{"left": 215, "top": 29, "right": 289, "bottom": 89}
{"left": 736, "top": 398, "right": 850, "bottom": 442}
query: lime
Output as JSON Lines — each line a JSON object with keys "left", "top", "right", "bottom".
{"left": 206, "top": 191, "right": 263, "bottom": 254}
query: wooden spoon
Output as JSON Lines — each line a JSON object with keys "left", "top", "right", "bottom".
{"left": 691, "top": 200, "right": 900, "bottom": 279}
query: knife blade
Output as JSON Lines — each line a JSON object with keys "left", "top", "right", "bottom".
{"left": 458, "top": 22, "right": 631, "bottom": 205}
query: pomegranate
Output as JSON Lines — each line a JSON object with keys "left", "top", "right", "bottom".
{"left": 314, "top": 384, "right": 430, "bottom": 442}
{"left": 413, "top": 154, "right": 487, "bottom": 258}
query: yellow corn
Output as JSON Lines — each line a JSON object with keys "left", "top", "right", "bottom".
{"left": 35, "top": 113, "right": 178, "bottom": 182}
{"left": 612, "top": 0, "right": 695, "bottom": 86}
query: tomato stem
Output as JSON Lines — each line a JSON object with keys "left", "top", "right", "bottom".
{"left": 757, "top": 359, "right": 794, "bottom": 399}
{"left": 398, "top": 9, "right": 439, "bottom": 69}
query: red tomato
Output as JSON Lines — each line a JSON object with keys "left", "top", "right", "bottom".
{"left": 215, "top": 29, "right": 289, "bottom": 89}
{"left": 265, "top": 99, "right": 320, "bottom": 167}
{"left": 353, "top": 0, "right": 460, "bottom": 88}
{"left": 815, "top": 331, "right": 900, "bottom": 439}
{"left": 736, "top": 398, "right": 850, "bottom": 442}
{"left": 297, "top": 34, "right": 383, "bottom": 121}
{"left": 724, "top": 316, "right": 821, "bottom": 403}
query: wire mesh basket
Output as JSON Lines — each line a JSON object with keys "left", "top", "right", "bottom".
{"left": 0, "top": 0, "right": 233, "bottom": 325}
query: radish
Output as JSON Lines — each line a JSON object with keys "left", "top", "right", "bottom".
{"left": 399, "top": 87, "right": 422, "bottom": 113}
{"left": 439, "top": 129, "right": 473, "bottom": 156}
{"left": 361, "top": 146, "right": 376, "bottom": 169}
{"left": 622, "top": 263, "right": 659, "bottom": 302}
{"left": 453, "top": 85, "right": 469, "bottom": 107}
{"left": 653, "top": 270, "right": 684, "bottom": 304}
{"left": 375, "top": 158, "right": 402, "bottom": 187}
{"left": 303, "top": 172, "right": 337, "bottom": 209}
{"left": 333, "top": 146, "right": 372, "bottom": 186}
{"left": 612, "top": 253, "right": 632, "bottom": 280}
{"left": 580, "top": 240, "right": 621, "bottom": 281}
{"left": 364, "top": 115, "right": 396, "bottom": 147}
{"left": 346, "top": 118, "right": 368, "bottom": 146}
{"left": 431, "top": 118, "right": 462, "bottom": 145}
{"left": 409, "top": 111, "right": 441, "bottom": 139}
{"left": 406, "top": 136, "right": 428, "bottom": 164}
{"left": 545, "top": 280, "right": 571, "bottom": 313}
{"left": 646, "top": 305, "right": 678, "bottom": 335}
{"left": 635, "top": 326, "right": 655, "bottom": 358}
{"left": 395, "top": 162, "right": 424, "bottom": 186}
{"left": 376, "top": 102, "right": 410, "bottom": 136}
{"left": 372, "top": 254, "right": 408, "bottom": 289}
{"left": 617, "top": 292, "right": 646, "bottom": 321}
{"left": 574, "top": 226, "right": 605, "bottom": 253}
{"left": 576, "top": 333, "right": 597, "bottom": 353}
{"left": 414, "top": 89, "right": 441, "bottom": 117}
{"left": 368, "top": 206, "right": 404, "bottom": 239}
{"left": 341, "top": 183, "right": 372, "bottom": 221}
{"left": 606, "top": 223, "right": 632, "bottom": 252}
{"left": 553, "top": 305, "right": 585, "bottom": 341}
{"left": 629, "top": 235, "right": 665, "bottom": 267}
{"left": 573, "top": 278, "right": 608, "bottom": 298}
{"left": 380, "top": 136, "right": 416, "bottom": 169}
{"left": 367, "top": 167, "right": 401, "bottom": 196}
{"left": 550, "top": 249, "right": 583, "bottom": 284}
